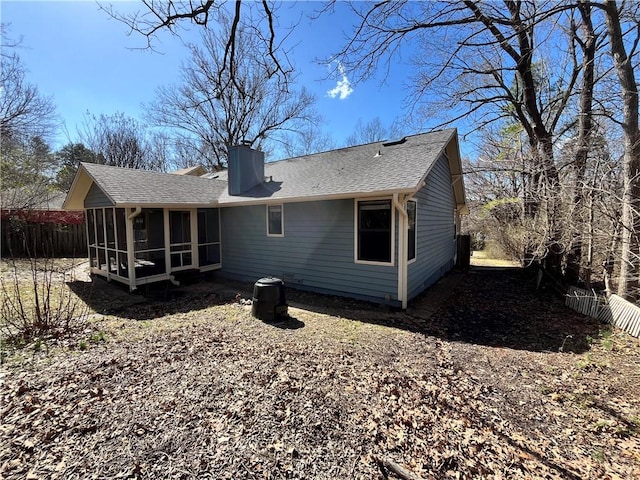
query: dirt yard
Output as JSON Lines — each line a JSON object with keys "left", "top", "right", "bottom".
{"left": 1, "top": 265, "right": 639, "bottom": 479}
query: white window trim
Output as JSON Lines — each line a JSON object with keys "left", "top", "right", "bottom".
{"left": 167, "top": 208, "right": 196, "bottom": 272}
{"left": 266, "top": 204, "right": 284, "bottom": 237}
{"left": 407, "top": 199, "right": 417, "bottom": 265}
{"left": 354, "top": 197, "right": 395, "bottom": 266}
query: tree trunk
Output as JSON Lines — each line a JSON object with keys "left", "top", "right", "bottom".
{"left": 567, "top": 1, "right": 597, "bottom": 284}
{"left": 603, "top": 0, "right": 640, "bottom": 300}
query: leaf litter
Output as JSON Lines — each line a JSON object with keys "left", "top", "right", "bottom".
{"left": 1, "top": 268, "right": 639, "bottom": 479}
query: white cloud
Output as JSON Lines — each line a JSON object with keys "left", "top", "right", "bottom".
{"left": 327, "top": 62, "right": 353, "bottom": 100}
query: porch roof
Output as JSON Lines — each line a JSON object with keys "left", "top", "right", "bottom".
{"left": 64, "top": 163, "right": 227, "bottom": 209}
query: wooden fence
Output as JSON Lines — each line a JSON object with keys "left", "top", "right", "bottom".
{"left": 565, "top": 285, "right": 640, "bottom": 338}
{"left": 1, "top": 220, "right": 87, "bottom": 258}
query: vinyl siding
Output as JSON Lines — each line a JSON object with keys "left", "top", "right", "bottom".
{"left": 220, "top": 199, "right": 400, "bottom": 305}
{"left": 84, "top": 183, "right": 114, "bottom": 208}
{"left": 407, "top": 153, "right": 456, "bottom": 300}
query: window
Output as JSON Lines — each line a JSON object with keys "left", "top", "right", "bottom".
{"left": 197, "top": 208, "right": 221, "bottom": 267}
{"left": 407, "top": 200, "right": 417, "bottom": 262}
{"left": 267, "top": 205, "right": 284, "bottom": 237}
{"left": 357, "top": 199, "right": 393, "bottom": 264}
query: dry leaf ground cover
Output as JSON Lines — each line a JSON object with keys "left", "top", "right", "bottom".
{"left": 1, "top": 264, "right": 639, "bottom": 479}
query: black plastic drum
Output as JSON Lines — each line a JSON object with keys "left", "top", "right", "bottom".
{"left": 251, "top": 277, "right": 288, "bottom": 321}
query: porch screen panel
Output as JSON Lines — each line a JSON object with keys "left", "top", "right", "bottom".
{"left": 133, "top": 209, "right": 166, "bottom": 278}
{"left": 169, "top": 211, "right": 192, "bottom": 268}
{"left": 197, "top": 208, "right": 221, "bottom": 266}
{"left": 86, "top": 209, "right": 97, "bottom": 268}
{"left": 96, "top": 208, "right": 105, "bottom": 248}
{"left": 114, "top": 209, "right": 128, "bottom": 278}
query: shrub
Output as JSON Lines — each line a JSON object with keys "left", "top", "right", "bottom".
{"left": 0, "top": 256, "right": 89, "bottom": 345}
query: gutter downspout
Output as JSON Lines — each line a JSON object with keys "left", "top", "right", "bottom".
{"left": 393, "top": 193, "right": 409, "bottom": 309}
{"left": 126, "top": 207, "right": 142, "bottom": 291}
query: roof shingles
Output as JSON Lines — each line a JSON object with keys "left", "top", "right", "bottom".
{"left": 79, "top": 129, "right": 456, "bottom": 206}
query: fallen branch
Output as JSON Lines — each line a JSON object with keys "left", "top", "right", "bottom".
{"left": 375, "top": 456, "right": 426, "bottom": 480}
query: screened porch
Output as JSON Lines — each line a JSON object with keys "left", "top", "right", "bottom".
{"left": 85, "top": 207, "right": 221, "bottom": 290}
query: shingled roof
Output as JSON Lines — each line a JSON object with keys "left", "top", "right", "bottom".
{"left": 216, "top": 129, "right": 457, "bottom": 204}
{"left": 64, "top": 163, "right": 227, "bottom": 209}
{"left": 64, "top": 129, "right": 466, "bottom": 210}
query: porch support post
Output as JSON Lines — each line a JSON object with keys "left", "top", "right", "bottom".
{"left": 191, "top": 209, "right": 199, "bottom": 268}
{"left": 393, "top": 193, "right": 409, "bottom": 309}
{"left": 126, "top": 207, "right": 141, "bottom": 291}
{"left": 164, "top": 209, "right": 171, "bottom": 276}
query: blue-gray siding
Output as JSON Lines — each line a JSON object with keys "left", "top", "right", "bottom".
{"left": 407, "top": 153, "right": 456, "bottom": 300}
{"left": 84, "top": 183, "right": 114, "bottom": 208}
{"left": 220, "top": 199, "right": 400, "bottom": 305}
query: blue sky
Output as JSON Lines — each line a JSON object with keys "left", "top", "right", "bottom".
{"left": 1, "top": 1, "right": 435, "bottom": 156}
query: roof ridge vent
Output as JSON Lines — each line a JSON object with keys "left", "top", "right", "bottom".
{"left": 382, "top": 137, "right": 407, "bottom": 147}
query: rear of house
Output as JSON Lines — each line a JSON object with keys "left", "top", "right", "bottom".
{"left": 64, "top": 129, "right": 467, "bottom": 308}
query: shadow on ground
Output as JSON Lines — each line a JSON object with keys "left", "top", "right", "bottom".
{"left": 68, "top": 267, "right": 601, "bottom": 354}
{"left": 66, "top": 273, "right": 229, "bottom": 321}
{"left": 413, "top": 267, "right": 601, "bottom": 353}
{"left": 281, "top": 267, "right": 602, "bottom": 354}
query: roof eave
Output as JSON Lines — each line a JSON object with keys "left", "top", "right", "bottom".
{"left": 112, "top": 188, "right": 418, "bottom": 209}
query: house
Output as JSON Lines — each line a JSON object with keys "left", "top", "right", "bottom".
{"left": 63, "top": 129, "right": 467, "bottom": 308}
{"left": 1, "top": 187, "right": 85, "bottom": 257}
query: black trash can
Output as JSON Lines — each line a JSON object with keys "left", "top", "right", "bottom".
{"left": 251, "top": 277, "right": 288, "bottom": 321}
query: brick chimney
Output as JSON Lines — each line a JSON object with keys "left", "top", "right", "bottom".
{"left": 227, "top": 141, "right": 265, "bottom": 195}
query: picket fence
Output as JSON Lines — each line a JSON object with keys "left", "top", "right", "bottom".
{"left": 566, "top": 286, "right": 640, "bottom": 338}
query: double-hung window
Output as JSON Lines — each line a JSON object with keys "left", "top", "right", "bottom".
{"left": 407, "top": 200, "right": 417, "bottom": 262}
{"left": 356, "top": 199, "right": 393, "bottom": 264}
{"left": 267, "top": 204, "right": 284, "bottom": 237}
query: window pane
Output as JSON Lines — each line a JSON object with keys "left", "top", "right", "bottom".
{"left": 133, "top": 213, "right": 147, "bottom": 251}
{"left": 118, "top": 252, "right": 128, "bottom": 278}
{"left": 116, "top": 208, "right": 126, "bottom": 251}
{"left": 360, "top": 201, "right": 391, "bottom": 231}
{"left": 358, "top": 200, "right": 391, "bottom": 262}
{"left": 198, "top": 209, "right": 219, "bottom": 244}
{"left": 89, "top": 247, "right": 97, "bottom": 268}
{"left": 96, "top": 209, "right": 105, "bottom": 247}
{"left": 87, "top": 209, "right": 95, "bottom": 246}
{"left": 268, "top": 205, "right": 282, "bottom": 235}
{"left": 148, "top": 210, "right": 165, "bottom": 249}
{"left": 170, "top": 211, "right": 191, "bottom": 244}
{"left": 135, "top": 250, "right": 166, "bottom": 278}
{"left": 105, "top": 208, "right": 116, "bottom": 249}
{"left": 197, "top": 211, "right": 206, "bottom": 244}
{"left": 199, "top": 244, "right": 221, "bottom": 266}
{"left": 135, "top": 209, "right": 165, "bottom": 251}
{"left": 107, "top": 251, "right": 118, "bottom": 273}
{"left": 97, "top": 248, "right": 106, "bottom": 271}
{"left": 408, "top": 201, "right": 416, "bottom": 261}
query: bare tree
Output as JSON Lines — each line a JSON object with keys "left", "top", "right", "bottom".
{"left": 78, "top": 112, "right": 167, "bottom": 171}
{"left": 146, "top": 20, "right": 317, "bottom": 169}
{"left": 332, "top": 1, "right": 593, "bottom": 272}
{"left": 345, "top": 117, "right": 401, "bottom": 146}
{"left": 0, "top": 53, "right": 57, "bottom": 146}
{"left": 0, "top": 29, "right": 59, "bottom": 208}
{"left": 279, "top": 124, "right": 336, "bottom": 159}
{"left": 101, "top": 1, "right": 292, "bottom": 90}
{"left": 598, "top": 0, "right": 640, "bottom": 299}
